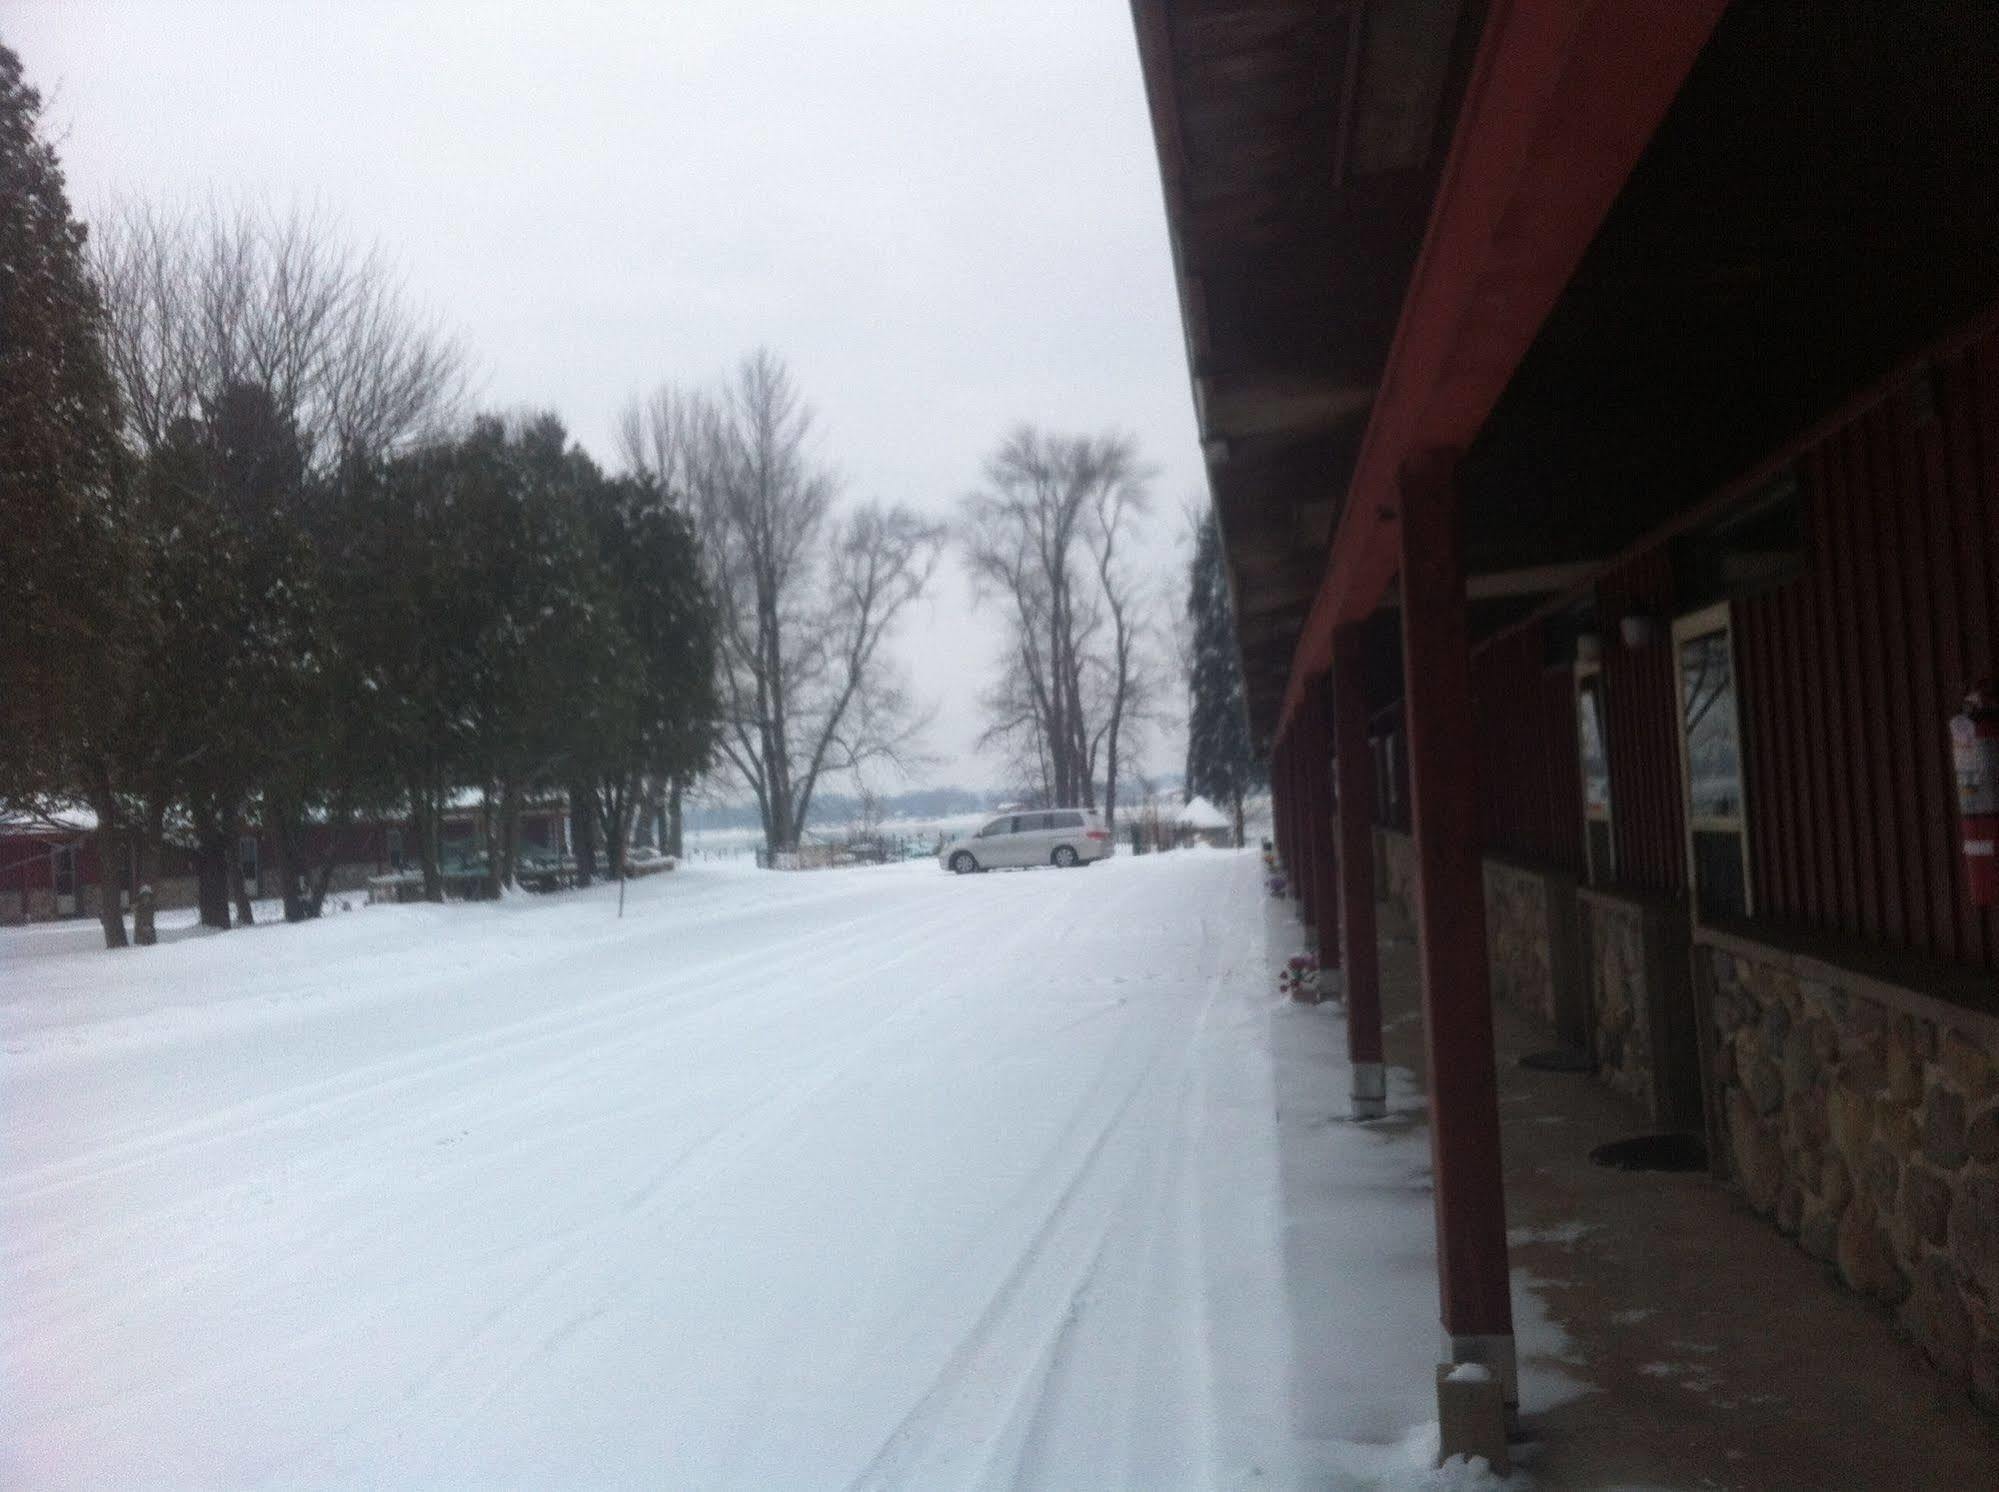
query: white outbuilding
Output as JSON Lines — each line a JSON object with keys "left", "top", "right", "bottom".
{"left": 1175, "top": 795, "right": 1233, "bottom": 849}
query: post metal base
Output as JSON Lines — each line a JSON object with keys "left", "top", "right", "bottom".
{"left": 1350, "top": 1060, "right": 1387, "bottom": 1120}
{"left": 1435, "top": 1360, "right": 1511, "bottom": 1472}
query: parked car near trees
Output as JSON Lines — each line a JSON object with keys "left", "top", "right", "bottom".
{"left": 939, "top": 809, "right": 1112, "bottom": 873}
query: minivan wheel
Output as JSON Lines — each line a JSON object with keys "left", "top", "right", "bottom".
{"left": 950, "top": 851, "right": 978, "bottom": 875}
{"left": 1051, "top": 845, "right": 1078, "bottom": 868}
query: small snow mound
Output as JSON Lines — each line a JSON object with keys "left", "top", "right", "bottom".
{"left": 1422, "top": 1451, "right": 1532, "bottom": 1490}
{"left": 1176, "top": 794, "right": 1230, "bottom": 831}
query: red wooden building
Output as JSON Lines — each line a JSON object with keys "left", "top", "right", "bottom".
{"left": 1134, "top": 0, "right": 1999, "bottom": 1452}
{"left": 0, "top": 812, "right": 405, "bottom": 925}
{"left": 0, "top": 799, "right": 569, "bottom": 925}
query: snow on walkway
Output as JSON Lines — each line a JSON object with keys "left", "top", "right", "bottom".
{"left": 4, "top": 849, "right": 1320, "bottom": 1489}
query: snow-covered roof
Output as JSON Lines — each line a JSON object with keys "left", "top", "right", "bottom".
{"left": 0, "top": 804, "right": 98, "bottom": 835}
{"left": 1176, "top": 795, "right": 1229, "bottom": 830}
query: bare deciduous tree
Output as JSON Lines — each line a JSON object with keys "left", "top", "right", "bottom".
{"left": 620, "top": 351, "right": 943, "bottom": 853}
{"left": 93, "top": 200, "right": 466, "bottom": 476}
{"left": 961, "top": 427, "right": 1156, "bottom": 829}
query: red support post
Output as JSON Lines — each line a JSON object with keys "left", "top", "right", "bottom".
{"left": 1333, "top": 622, "right": 1386, "bottom": 1119}
{"left": 1271, "top": 735, "right": 1292, "bottom": 886}
{"left": 1397, "top": 450, "right": 1516, "bottom": 1407}
{"left": 1300, "top": 676, "right": 1342, "bottom": 990}
{"left": 1284, "top": 736, "right": 1306, "bottom": 910}
{"left": 1294, "top": 722, "right": 1318, "bottom": 932}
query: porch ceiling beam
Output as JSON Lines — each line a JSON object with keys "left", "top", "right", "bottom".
{"left": 1197, "top": 374, "right": 1376, "bottom": 441}
{"left": 1375, "top": 559, "right": 1605, "bottom": 607}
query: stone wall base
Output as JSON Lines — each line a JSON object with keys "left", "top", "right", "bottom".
{"left": 1577, "top": 888, "right": 1699, "bottom": 1130}
{"left": 1375, "top": 828, "right": 1418, "bottom": 941}
{"left": 1699, "top": 931, "right": 1999, "bottom": 1412}
{"left": 1483, "top": 858, "right": 1584, "bottom": 1048}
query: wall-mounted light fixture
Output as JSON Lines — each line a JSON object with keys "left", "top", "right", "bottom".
{"left": 1619, "top": 614, "right": 1661, "bottom": 651}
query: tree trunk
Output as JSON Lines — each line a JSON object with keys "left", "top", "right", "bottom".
{"left": 274, "top": 807, "right": 311, "bottom": 923}
{"left": 94, "top": 822, "right": 129, "bottom": 949}
{"left": 668, "top": 776, "right": 684, "bottom": 859}
{"left": 606, "top": 795, "right": 630, "bottom": 881}
{"left": 414, "top": 783, "right": 444, "bottom": 902}
{"left": 192, "top": 806, "right": 232, "bottom": 930}
{"left": 132, "top": 802, "right": 166, "bottom": 946}
{"left": 483, "top": 788, "right": 503, "bottom": 900}
{"left": 500, "top": 785, "right": 521, "bottom": 892}
{"left": 570, "top": 785, "right": 597, "bottom": 888}
{"left": 306, "top": 803, "right": 353, "bottom": 917}
{"left": 308, "top": 855, "right": 339, "bottom": 916}
{"left": 1232, "top": 787, "right": 1246, "bottom": 850}
{"left": 1104, "top": 742, "right": 1120, "bottom": 838}
{"left": 228, "top": 820, "right": 256, "bottom": 925}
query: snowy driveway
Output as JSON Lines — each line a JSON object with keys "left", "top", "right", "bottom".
{"left": 2, "top": 850, "right": 1299, "bottom": 1489}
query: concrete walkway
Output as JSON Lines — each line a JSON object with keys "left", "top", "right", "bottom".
{"left": 1363, "top": 918, "right": 1999, "bottom": 1489}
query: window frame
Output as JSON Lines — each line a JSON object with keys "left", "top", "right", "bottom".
{"left": 1574, "top": 658, "right": 1616, "bottom": 886}
{"left": 238, "top": 833, "right": 261, "bottom": 891}
{"left": 1671, "top": 600, "right": 1754, "bottom": 922}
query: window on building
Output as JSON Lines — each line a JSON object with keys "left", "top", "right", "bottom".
{"left": 1576, "top": 663, "right": 1615, "bottom": 885}
{"left": 386, "top": 827, "right": 404, "bottom": 871}
{"left": 1674, "top": 603, "right": 1751, "bottom": 921}
{"left": 238, "top": 834, "right": 260, "bottom": 891}
{"left": 52, "top": 844, "right": 77, "bottom": 900}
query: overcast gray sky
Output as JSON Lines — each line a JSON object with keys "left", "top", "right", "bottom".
{"left": 12, "top": 0, "right": 1202, "bottom": 793}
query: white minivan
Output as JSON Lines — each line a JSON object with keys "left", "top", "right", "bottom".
{"left": 939, "top": 809, "right": 1112, "bottom": 873}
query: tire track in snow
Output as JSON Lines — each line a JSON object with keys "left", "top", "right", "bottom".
{"left": 844, "top": 883, "right": 1240, "bottom": 1490}
{"left": 367, "top": 865, "right": 1155, "bottom": 1457}
{"left": 6, "top": 852, "right": 1279, "bottom": 1487}
{"left": 1, "top": 884, "right": 976, "bottom": 1353}
{"left": 838, "top": 872, "right": 1215, "bottom": 1489}
{"left": 5, "top": 880, "right": 994, "bottom": 1435}
{"left": 1, "top": 886, "right": 951, "bottom": 1208}
{"left": 333, "top": 887, "right": 1030, "bottom": 1461}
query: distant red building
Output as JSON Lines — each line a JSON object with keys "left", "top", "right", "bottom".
{"left": 0, "top": 798, "right": 569, "bottom": 924}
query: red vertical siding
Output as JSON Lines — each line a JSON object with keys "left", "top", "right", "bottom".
{"left": 1594, "top": 551, "right": 1688, "bottom": 896}
{"left": 1735, "top": 329, "right": 1999, "bottom": 972}
{"left": 1472, "top": 623, "right": 1585, "bottom": 873}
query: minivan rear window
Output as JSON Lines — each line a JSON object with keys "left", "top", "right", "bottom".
{"left": 1052, "top": 811, "right": 1084, "bottom": 829}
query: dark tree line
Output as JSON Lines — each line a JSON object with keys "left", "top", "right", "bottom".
{"left": 1184, "top": 510, "right": 1261, "bottom": 845}
{"left": 1, "top": 46, "right": 719, "bottom": 948}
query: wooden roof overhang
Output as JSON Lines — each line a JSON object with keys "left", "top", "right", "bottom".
{"left": 1130, "top": 0, "right": 1487, "bottom": 740}
{"left": 1141, "top": 1, "right": 1999, "bottom": 748}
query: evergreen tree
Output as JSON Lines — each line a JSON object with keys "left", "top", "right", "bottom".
{"left": 1184, "top": 510, "right": 1260, "bottom": 845}
{"left": 345, "top": 413, "right": 717, "bottom": 898}
{"left": 0, "top": 43, "right": 145, "bottom": 947}
{"left": 568, "top": 464, "right": 719, "bottom": 882}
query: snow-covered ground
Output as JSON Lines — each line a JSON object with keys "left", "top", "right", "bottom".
{"left": 1, "top": 847, "right": 1528, "bottom": 1489}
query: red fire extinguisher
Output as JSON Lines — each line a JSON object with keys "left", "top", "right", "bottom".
{"left": 1953, "top": 682, "right": 1999, "bottom": 906}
